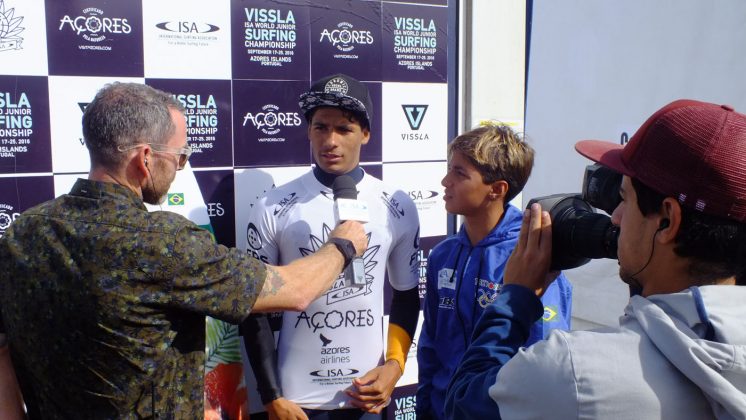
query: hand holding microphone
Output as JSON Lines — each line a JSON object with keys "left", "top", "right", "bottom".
{"left": 330, "top": 175, "right": 369, "bottom": 287}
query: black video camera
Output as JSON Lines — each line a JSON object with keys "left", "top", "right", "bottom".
{"left": 527, "top": 164, "right": 622, "bottom": 270}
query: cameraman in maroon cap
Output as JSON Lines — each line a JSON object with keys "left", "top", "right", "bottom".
{"left": 446, "top": 100, "right": 746, "bottom": 419}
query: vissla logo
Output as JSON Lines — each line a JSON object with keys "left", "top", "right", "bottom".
{"left": 319, "top": 21, "right": 373, "bottom": 52}
{"left": 58, "top": 7, "right": 131, "bottom": 44}
{"left": 155, "top": 21, "right": 219, "bottom": 34}
{"left": 242, "top": 104, "right": 302, "bottom": 135}
{"left": 0, "top": 0, "right": 24, "bottom": 52}
{"left": 401, "top": 105, "right": 428, "bottom": 130}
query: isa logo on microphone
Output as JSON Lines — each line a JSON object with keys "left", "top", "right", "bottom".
{"left": 333, "top": 198, "right": 370, "bottom": 224}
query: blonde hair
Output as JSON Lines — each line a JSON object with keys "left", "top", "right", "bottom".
{"left": 448, "top": 123, "right": 534, "bottom": 202}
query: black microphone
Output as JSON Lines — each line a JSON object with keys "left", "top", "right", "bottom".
{"left": 332, "top": 175, "right": 368, "bottom": 287}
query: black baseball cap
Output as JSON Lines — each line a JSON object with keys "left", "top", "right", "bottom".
{"left": 299, "top": 74, "right": 372, "bottom": 127}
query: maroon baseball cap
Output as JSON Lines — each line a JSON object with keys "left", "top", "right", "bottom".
{"left": 575, "top": 99, "right": 746, "bottom": 222}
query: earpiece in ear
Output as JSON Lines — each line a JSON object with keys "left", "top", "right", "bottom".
{"left": 659, "top": 219, "right": 670, "bottom": 229}
{"left": 144, "top": 159, "right": 148, "bottom": 166}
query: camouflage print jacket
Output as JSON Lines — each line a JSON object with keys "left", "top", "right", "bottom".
{"left": 0, "top": 178, "right": 265, "bottom": 419}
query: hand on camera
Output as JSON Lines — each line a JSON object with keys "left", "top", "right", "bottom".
{"left": 504, "top": 203, "right": 556, "bottom": 297}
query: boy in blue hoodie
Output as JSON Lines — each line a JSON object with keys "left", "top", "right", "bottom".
{"left": 416, "top": 123, "right": 572, "bottom": 419}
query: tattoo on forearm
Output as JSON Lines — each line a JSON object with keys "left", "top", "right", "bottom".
{"left": 260, "top": 266, "right": 285, "bottom": 297}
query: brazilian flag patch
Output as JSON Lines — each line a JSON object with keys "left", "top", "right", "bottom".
{"left": 543, "top": 306, "right": 558, "bottom": 322}
{"left": 167, "top": 193, "right": 185, "bottom": 206}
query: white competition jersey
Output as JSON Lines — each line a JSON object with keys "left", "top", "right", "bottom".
{"left": 247, "top": 170, "right": 420, "bottom": 409}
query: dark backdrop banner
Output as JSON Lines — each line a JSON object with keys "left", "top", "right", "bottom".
{"left": 0, "top": 0, "right": 452, "bottom": 418}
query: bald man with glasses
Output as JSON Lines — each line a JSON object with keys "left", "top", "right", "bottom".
{"left": 0, "top": 82, "right": 368, "bottom": 418}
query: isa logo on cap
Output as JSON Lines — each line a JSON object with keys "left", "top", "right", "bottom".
{"left": 324, "top": 77, "right": 349, "bottom": 95}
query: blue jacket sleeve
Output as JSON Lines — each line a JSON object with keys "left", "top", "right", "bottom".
{"left": 536, "top": 272, "right": 573, "bottom": 340}
{"left": 416, "top": 255, "right": 440, "bottom": 417}
{"left": 444, "top": 285, "right": 543, "bottom": 419}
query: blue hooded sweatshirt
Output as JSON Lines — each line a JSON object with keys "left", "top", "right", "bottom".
{"left": 416, "top": 205, "right": 573, "bottom": 419}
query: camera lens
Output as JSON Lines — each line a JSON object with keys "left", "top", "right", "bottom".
{"left": 528, "top": 193, "right": 620, "bottom": 270}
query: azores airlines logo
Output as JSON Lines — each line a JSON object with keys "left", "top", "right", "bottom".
{"left": 401, "top": 105, "right": 428, "bottom": 130}
{"left": 298, "top": 222, "right": 379, "bottom": 305}
{"left": 242, "top": 104, "right": 302, "bottom": 135}
{"left": 0, "top": 0, "right": 24, "bottom": 52}
{"left": 59, "top": 7, "right": 132, "bottom": 43}
{"left": 319, "top": 21, "right": 373, "bottom": 52}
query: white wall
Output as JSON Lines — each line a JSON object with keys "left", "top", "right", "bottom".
{"left": 524, "top": 0, "right": 746, "bottom": 329}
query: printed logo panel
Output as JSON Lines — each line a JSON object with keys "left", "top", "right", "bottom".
{"left": 231, "top": 0, "right": 310, "bottom": 80}
{"left": 0, "top": 175, "right": 54, "bottom": 238}
{"left": 382, "top": 2, "right": 447, "bottom": 82}
{"left": 143, "top": 162, "right": 211, "bottom": 227}
{"left": 45, "top": 0, "right": 143, "bottom": 77}
{"left": 48, "top": 76, "right": 143, "bottom": 174}
{"left": 142, "top": 0, "right": 232, "bottom": 79}
{"left": 194, "top": 169, "right": 236, "bottom": 248}
{"left": 232, "top": 79, "right": 310, "bottom": 167}
{"left": 386, "top": 384, "right": 419, "bottom": 419}
{"left": 0, "top": 75, "right": 51, "bottom": 174}
{"left": 146, "top": 78, "right": 233, "bottom": 168}
{"left": 0, "top": 0, "right": 48, "bottom": 76}
{"left": 381, "top": 82, "right": 447, "bottom": 162}
{"left": 310, "top": 0, "right": 381, "bottom": 81}
{"left": 233, "top": 166, "right": 309, "bottom": 253}
{"left": 359, "top": 81, "right": 382, "bottom": 164}
{"left": 383, "top": 161, "right": 446, "bottom": 238}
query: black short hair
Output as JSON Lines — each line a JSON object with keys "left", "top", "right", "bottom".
{"left": 631, "top": 178, "right": 746, "bottom": 285}
{"left": 305, "top": 107, "right": 370, "bottom": 131}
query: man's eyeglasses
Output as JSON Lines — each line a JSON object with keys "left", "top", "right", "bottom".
{"left": 117, "top": 143, "right": 193, "bottom": 170}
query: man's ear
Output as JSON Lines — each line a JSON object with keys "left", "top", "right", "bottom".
{"left": 361, "top": 127, "right": 371, "bottom": 145}
{"left": 136, "top": 147, "right": 152, "bottom": 179}
{"left": 656, "top": 197, "right": 681, "bottom": 243}
{"left": 489, "top": 180, "right": 509, "bottom": 201}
